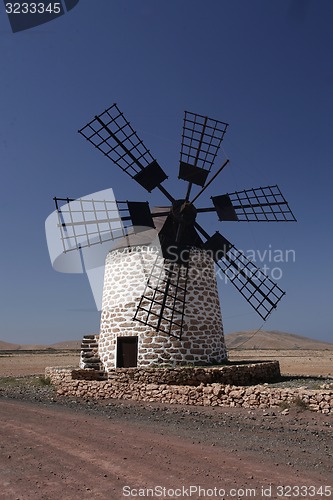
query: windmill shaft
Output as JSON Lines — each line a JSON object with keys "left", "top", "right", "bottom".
{"left": 194, "top": 221, "right": 210, "bottom": 240}
{"left": 185, "top": 115, "right": 208, "bottom": 200}
{"left": 196, "top": 207, "right": 216, "bottom": 213}
{"left": 235, "top": 201, "right": 287, "bottom": 210}
{"left": 191, "top": 159, "right": 229, "bottom": 204}
{"left": 193, "top": 116, "right": 208, "bottom": 168}
{"left": 59, "top": 211, "right": 171, "bottom": 228}
{"left": 151, "top": 210, "right": 171, "bottom": 218}
{"left": 57, "top": 215, "right": 132, "bottom": 228}
{"left": 197, "top": 201, "right": 287, "bottom": 212}
{"left": 157, "top": 184, "right": 175, "bottom": 203}
{"left": 185, "top": 182, "right": 193, "bottom": 202}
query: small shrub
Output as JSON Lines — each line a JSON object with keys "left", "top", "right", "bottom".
{"left": 292, "top": 396, "right": 309, "bottom": 411}
{"left": 278, "top": 401, "right": 290, "bottom": 410}
{"left": 37, "top": 376, "right": 51, "bottom": 386}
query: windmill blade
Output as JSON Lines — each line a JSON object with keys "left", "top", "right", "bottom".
{"left": 179, "top": 111, "right": 229, "bottom": 188}
{"left": 79, "top": 104, "right": 173, "bottom": 201}
{"left": 54, "top": 197, "right": 155, "bottom": 253}
{"left": 202, "top": 231, "right": 285, "bottom": 320}
{"left": 209, "top": 185, "right": 297, "bottom": 222}
{"left": 133, "top": 251, "right": 191, "bottom": 339}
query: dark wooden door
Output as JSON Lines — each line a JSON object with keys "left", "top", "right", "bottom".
{"left": 117, "top": 336, "right": 138, "bottom": 368}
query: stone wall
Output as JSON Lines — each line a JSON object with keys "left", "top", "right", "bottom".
{"left": 45, "top": 365, "right": 333, "bottom": 414}
{"left": 99, "top": 247, "right": 227, "bottom": 370}
{"left": 99, "top": 361, "right": 280, "bottom": 386}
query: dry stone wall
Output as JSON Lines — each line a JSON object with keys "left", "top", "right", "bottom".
{"left": 102, "top": 362, "right": 281, "bottom": 386}
{"left": 99, "top": 247, "right": 227, "bottom": 370}
{"left": 45, "top": 365, "right": 333, "bottom": 414}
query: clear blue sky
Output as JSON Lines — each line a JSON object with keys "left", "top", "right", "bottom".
{"left": 1, "top": 0, "right": 332, "bottom": 344}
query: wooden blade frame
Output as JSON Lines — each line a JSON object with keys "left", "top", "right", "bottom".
{"left": 214, "top": 241, "right": 285, "bottom": 320}
{"left": 54, "top": 197, "right": 154, "bottom": 253}
{"left": 179, "top": 111, "right": 229, "bottom": 192}
{"left": 133, "top": 254, "right": 190, "bottom": 339}
{"left": 79, "top": 104, "right": 173, "bottom": 201}
{"left": 212, "top": 185, "right": 297, "bottom": 222}
{"left": 200, "top": 228, "right": 286, "bottom": 320}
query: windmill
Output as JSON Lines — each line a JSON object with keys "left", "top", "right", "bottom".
{"left": 52, "top": 104, "right": 296, "bottom": 370}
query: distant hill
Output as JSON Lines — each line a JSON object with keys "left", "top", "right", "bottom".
{"left": 225, "top": 330, "right": 333, "bottom": 350}
{"left": 1, "top": 331, "right": 332, "bottom": 352}
{"left": 0, "top": 339, "right": 81, "bottom": 351}
{"left": 0, "top": 340, "right": 21, "bottom": 350}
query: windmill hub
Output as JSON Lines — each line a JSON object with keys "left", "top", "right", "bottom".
{"left": 171, "top": 199, "right": 197, "bottom": 225}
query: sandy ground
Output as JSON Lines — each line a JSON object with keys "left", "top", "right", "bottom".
{"left": 0, "top": 349, "right": 332, "bottom": 377}
{"left": 0, "top": 397, "right": 332, "bottom": 500}
{"left": 228, "top": 349, "right": 333, "bottom": 378}
{"left": 0, "top": 351, "right": 80, "bottom": 377}
{"left": 0, "top": 349, "right": 332, "bottom": 499}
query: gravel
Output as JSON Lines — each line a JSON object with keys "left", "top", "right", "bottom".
{"left": 1, "top": 375, "right": 333, "bottom": 481}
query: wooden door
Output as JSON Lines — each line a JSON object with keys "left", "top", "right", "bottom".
{"left": 116, "top": 336, "right": 138, "bottom": 368}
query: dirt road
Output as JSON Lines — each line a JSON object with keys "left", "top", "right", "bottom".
{"left": 0, "top": 398, "right": 332, "bottom": 500}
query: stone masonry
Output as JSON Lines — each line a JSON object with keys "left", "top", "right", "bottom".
{"left": 45, "top": 365, "right": 333, "bottom": 414}
{"left": 98, "top": 246, "right": 227, "bottom": 371}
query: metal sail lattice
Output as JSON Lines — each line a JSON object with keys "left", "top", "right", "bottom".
{"left": 224, "top": 185, "right": 297, "bottom": 222}
{"left": 79, "top": 104, "right": 155, "bottom": 178}
{"left": 215, "top": 244, "right": 285, "bottom": 320}
{"left": 133, "top": 255, "right": 190, "bottom": 339}
{"left": 54, "top": 197, "right": 138, "bottom": 252}
{"left": 180, "top": 111, "right": 229, "bottom": 172}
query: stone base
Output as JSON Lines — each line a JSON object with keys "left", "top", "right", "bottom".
{"left": 45, "top": 362, "right": 333, "bottom": 414}
{"left": 47, "top": 361, "right": 282, "bottom": 387}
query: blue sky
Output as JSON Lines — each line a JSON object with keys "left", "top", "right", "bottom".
{"left": 0, "top": 0, "right": 332, "bottom": 344}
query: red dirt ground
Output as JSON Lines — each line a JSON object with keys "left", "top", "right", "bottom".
{"left": 0, "top": 398, "right": 332, "bottom": 500}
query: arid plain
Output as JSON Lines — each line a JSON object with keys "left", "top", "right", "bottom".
{"left": 0, "top": 330, "right": 332, "bottom": 377}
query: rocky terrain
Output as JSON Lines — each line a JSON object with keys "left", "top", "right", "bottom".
{"left": 0, "top": 376, "right": 332, "bottom": 499}
{"left": 0, "top": 331, "right": 332, "bottom": 499}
